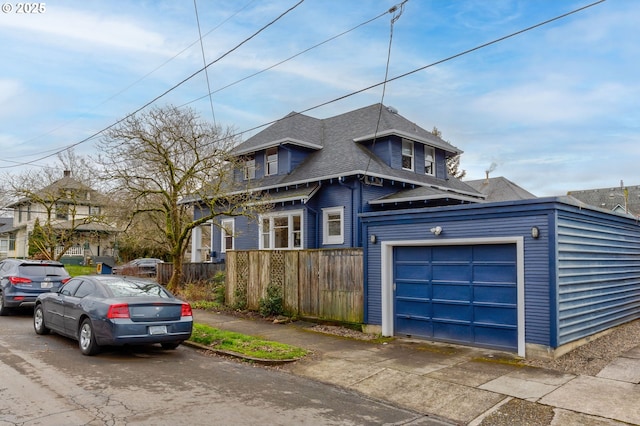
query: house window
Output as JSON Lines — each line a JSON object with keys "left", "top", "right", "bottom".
{"left": 265, "top": 147, "right": 278, "bottom": 176}
{"left": 220, "top": 219, "right": 234, "bottom": 253}
{"left": 424, "top": 146, "right": 435, "bottom": 176}
{"left": 56, "top": 204, "right": 69, "bottom": 220}
{"left": 89, "top": 205, "right": 101, "bottom": 215}
{"left": 323, "top": 207, "right": 344, "bottom": 245}
{"left": 243, "top": 155, "right": 256, "bottom": 180}
{"left": 259, "top": 211, "right": 303, "bottom": 249}
{"left": 402, "top": 140, "right": 414, "bottom": 171}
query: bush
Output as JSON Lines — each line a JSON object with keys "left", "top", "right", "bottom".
{"left": 259, "top": 284, "right": 283, "bottom": 317}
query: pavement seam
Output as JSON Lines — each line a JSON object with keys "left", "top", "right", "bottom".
{"left": 467, "top": 396, "right": 513, "bottom": 426}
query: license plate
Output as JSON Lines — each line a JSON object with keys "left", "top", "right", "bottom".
{"left": 149, "top": 325, "right": 167, "bottom": 335}
{"left": 41, "top": 282, "right": 52, "bottom": 289}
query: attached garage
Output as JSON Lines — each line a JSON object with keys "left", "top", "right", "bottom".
{"left": 361, "top": 197, "right": 640, "bottom": 359}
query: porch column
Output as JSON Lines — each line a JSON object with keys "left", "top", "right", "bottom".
{"left": 191, "top": 226, "right": 202, "bottom": 262}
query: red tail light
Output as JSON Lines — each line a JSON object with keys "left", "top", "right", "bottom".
{"left": 61, "top": 277, "right": 71, "bottom": 284}
{"left": 181, "top": 303, "right": 193, "bottom": 318}
{"left": 107, "top": 303, "right": 130, "bottom": 319}
{"left": 8, "top": 276, "right": 32, "bottom": 285}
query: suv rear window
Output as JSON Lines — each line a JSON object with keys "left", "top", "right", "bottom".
{"left": 18, "top": 265, "right": 69, "bottom": 276}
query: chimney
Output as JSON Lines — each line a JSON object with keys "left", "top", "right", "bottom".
{"left": 64, "top": 170, "right": 71, "bottom": 177}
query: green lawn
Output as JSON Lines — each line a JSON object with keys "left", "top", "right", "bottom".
{"left": 189, "top": 323, "right": 308, "bottom": 360}
{"left": 65, "top": 265, "right": 99, "bottom": 276}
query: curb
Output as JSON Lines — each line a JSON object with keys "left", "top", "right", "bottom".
{"left": 183, "top": 340, "right": 302, "bottom": 365}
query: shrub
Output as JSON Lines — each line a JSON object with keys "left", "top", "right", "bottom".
{"left": 259, "top": 283, "right": 283, "bottom": 317}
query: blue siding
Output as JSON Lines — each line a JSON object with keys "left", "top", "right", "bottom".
{"left": 362, "top": 200, "right": 554, "bottom": 348}
{"left": 556, "top": 210, "right": 640, "bottom": 345}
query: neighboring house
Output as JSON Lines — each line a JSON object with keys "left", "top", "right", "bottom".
{"left": 5, "top": 171, "right": 117, "bottom": 263}
{"left": 466, "top": 176, "right": 537, "bottom": 202}
{"left": 0, "top": 217, "right": 15, "bottom": 259}
{"left": 566, "top": 183, "right": 640, "bottom": 218}
{"left": 191, "top": 104, "right": 485, "bottom": 261}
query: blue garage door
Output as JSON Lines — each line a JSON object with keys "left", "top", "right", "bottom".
{"left": 394, "top": 244, "right": 518, "bottom": 351}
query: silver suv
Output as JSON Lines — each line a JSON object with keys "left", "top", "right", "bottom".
{"left": 0, "top": 259, "right": 70, "bottom": 315}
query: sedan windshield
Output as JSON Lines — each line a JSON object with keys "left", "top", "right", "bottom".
{"left": 108, "top": 280, "right": 170, "bottom": 298}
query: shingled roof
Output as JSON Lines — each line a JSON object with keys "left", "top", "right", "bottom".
{"left": 231, "top": 104, "right": 482, "bottom": 200}
{"left": 567, "top": 184, "right": 640, "bottom": 217}
{"left": 465, "top": 176, "right": 537, "bottom": 202}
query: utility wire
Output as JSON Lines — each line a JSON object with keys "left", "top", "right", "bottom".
{"left": 363, "top": 0, "right": 408, "bottom": 178}
{"left": 194, "top": 0, "right": 217, "bottom": 126}
{"left": 3, "top": 0, "right": 255, "bottom": 155}
{"left": 212, "top": 0, "right": 609, "bottom": 142}
{"left": 181, "top": 6, "right": 390, "bottom": 108}
{"left": 0, "top": 0, "right": 305, "bottom": 169}
{"left": 1, "top": 0, "right": 605, "bottom": 169}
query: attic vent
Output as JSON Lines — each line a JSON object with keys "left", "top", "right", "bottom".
{"left": 386, "top": 106, "right": 398, "bottom": 114}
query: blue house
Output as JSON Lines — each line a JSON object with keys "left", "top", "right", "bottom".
{"left": 195, "top": 103, "right": 485, "bottom": 261}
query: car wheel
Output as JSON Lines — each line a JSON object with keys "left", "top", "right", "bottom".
{"left": 0, "top": 292, "right": 10, "bottom": 316}
{"left": 33, "top": 305, "right": 50, "bottom": 335}
{"left": 79, "top": 319, "right": 100, "bottom": 356}
{"left": 161, "top": 342, "right": 181, "bottom": 350}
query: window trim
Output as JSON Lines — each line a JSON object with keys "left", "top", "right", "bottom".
{"left": 424, "top": 145, "right": 435, "bottom": 176}
{"left": 402, "top": 140, "right": 414, "bottom": 171}
{"left": 322, "top": 207, "right": 345, "bottom": 245}
{"left": 220, "top": 218, "right": 235, "bottom": 253}
{"left": 243, "top": 156, "right": 256, "bottom": 180}
{"left": 265, "top": 147, "right": 278, "bottom": 176}
{"left": 258, "top": 210, "right": 303, "bottom": 250}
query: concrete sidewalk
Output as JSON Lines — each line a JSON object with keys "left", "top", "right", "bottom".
{"left": 192, "top": 310, "right": 640, "bottom": 425}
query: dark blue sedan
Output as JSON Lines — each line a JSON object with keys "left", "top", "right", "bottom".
{"left": 34, "top": 275, "right": 193, "bottom": 355}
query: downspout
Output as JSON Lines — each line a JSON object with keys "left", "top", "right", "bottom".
{"left": 305, "top": 182, "right": 322, "bottom": 249}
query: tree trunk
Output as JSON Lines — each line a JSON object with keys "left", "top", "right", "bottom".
{"left": 167, "top": 256, "right": 183, "bottom": 293}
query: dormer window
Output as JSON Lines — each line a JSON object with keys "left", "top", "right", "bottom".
{"left": 243, "top": 155, "right": 256, "bottom": 180}
{"left": 424, "top": 146, "right": 435, "bottom": 176}
{"left": 265, "top": 147, "right": 278, "bottom": 176}
{"left": 402, "top": 140, "right": 414, "bottom": 171}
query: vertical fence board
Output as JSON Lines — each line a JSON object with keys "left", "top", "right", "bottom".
{"left": 247, "top": 251, "right": 261, "bottom": 310}
{"left": 226, "top": 252, "right": 237, "bottom": 306}
{"left": 284, "top": 251, "right": 299, "bottom": 314}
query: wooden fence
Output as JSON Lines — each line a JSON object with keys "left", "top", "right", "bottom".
{"left": 157, "top": 262, "right": 226, "bottom": 286}
{"left": 226, "top": 249, "right": 364, "bottom": 323}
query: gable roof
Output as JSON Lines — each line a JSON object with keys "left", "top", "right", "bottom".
{"left": 231, "top": 104, "right": 482, "bottom": 200}
{"left": 566, "top": 184, "right": 640, "bottom": 217}
{"left": 465, "top": 176, "right": 537, "bottom": 202}
{"left": 7, "top": 175, "right": 106, "bottom": 208}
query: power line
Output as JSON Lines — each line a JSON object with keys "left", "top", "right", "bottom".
{"left": 0, "top": 0, "right": 305, "bottom": 170}
{"left": 180, "top": 5, "right": 390, "bottom": 108}
{"left": 215, "top": 0, "right": 609, "bottom": 142}
{"left": 2, "top": 1, "right": 256, "bottom": 157}
{"left": 363, "top": 1, "right": 408, "bottom": 178}
{"left": 194, "top": 0, "right": 217, "bottom": 126}
{"left": 1, "top": 0, "right": 606, "bottom": 170}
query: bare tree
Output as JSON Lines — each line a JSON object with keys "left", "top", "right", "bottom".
{"left": 95, "top": 105, "right": 264, "bottom": 291}
{"left": 432, "top": 127, "right": 466, "bottom": 179}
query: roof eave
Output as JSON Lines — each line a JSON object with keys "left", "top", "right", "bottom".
{"left": 232, "top": 138, "right": 323, "bottom": 156}
{"left": 353, "top": 129, "right": 463, "bottom": 155}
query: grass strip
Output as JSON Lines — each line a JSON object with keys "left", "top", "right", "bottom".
{"left": 189, "top": 323, "right": 308, "bottom": 360}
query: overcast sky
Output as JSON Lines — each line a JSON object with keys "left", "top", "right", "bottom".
{"left": 1, "top": 0, "right": 637, "bottom": 196}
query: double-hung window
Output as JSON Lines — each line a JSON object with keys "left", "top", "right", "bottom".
{"left": 259, "top": 211, "right": 303, "bottom": 249}
{"left": 322, "top": 207, "right": 344, "bottom": 245}
{"left": 220, "top": 219, "right": 235, "bottom": 252}
{"left": 243, "top": 155, "right": 256, "bottom": 180}
{"left": 424, "top": 146, "right": 435, "bottom": 176}
{"left": 265, "top": 147, "right": 278, "bottom": 176}
{"left": 402, "top": 140, "right": 414, "bottom": 171}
